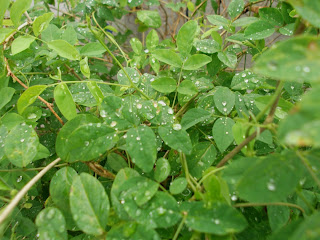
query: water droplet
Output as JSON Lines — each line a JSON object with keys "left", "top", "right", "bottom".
{"left": 222, "top": 101, "right": 227, "bottom": 106}
{"left": 17, "top": 176, "right": 23, "bottom": 183}
{"left": 136, "top": 136, "right": 141, "bottom": 140}
{"left": 20, "top": 139, "right": 25, "bottom": 143}
{"left": 267, "top": 179, "right": 276, "bottom": 191}
{"left": 110, "top": 121, "right": 117, "bottom": 127}
{"left": 173, "top": 123, "right": 182, "bottom": 131}
{"left": 137, "top": 103, "right": 142, "bottom": 109}
{"left": 303, "top": 66, "right": 310, "bottom": 73}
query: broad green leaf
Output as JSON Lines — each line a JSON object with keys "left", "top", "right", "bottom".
{"left": 70, "top": 173, "right": 110, "bottom": 235}
{"left": 87, "top": 81, "right": 104, "bottom": 105}
{"left": 0, "top": 28, "right": 15, "bottom": 44}
{"left": 232, "top": 122, "right": 255, "bottom": 154}
{"left": 137, "top": 10, "right": 161, "bottom": 28}
{"left": 154, "top": 158, "right": 171, "bottom": 182}
{"left": 80, "top": 42, "right": 106, "bottom": 57}
{"left": 126, "top": 126, "right": 157, "bottom": 172}
{"left": 236, "top": 152, "right": 303, "bottom": 202}
{"left": 0, "top": 49, "right": 5, "bottom": 78}
{"left": 80, "top": 57, "right": 90, "bottom": 79}
{"left": 47, "top": 40, "right": 80, "bottom": 60}
{"left": 259, "top": 7, "right": 284, "bottom": 26}
{"left": 182, "top": 202, "right": 247, "bottom": 235}
{"left": 244, "top": 20, "right": 275, "bottom": 40}
{"left": 169, "top": 177, "right": 187, "bottom": 194}
{"left": 17, "top": 85, "right": 47, "bottom": 114}
{"left": 11, "top": 36, "right": 35, "bottom": 55}
{"left": 0, "top": 125, "right": 8, "bottom": 160}
{"left": 268, "top": 205, "right": 290, "bottom": 232}
{"left": 289, "top": 0, "right": 320, "bottom": 28}
{"left": 228, "top": 0, "right": 245, "bottom": 19}
{"left": 146, "top": 29, "right": 159, "bottom": 50}
{"left": 212, "top": 117, "right": 235, "bottom": 152}
{"left": 231, "top": 70, "right": 262, "bottom": 90}
{"left": 151, "top": 77, "right": 176, "bottom": 93}
{"left": 130, "top": 38, "right": 142, "bottom": 54}
{"left": 176, "top": 20, "right": 198, "bottom": 58}
{"left": 194, "top": 39, "right": 221, "bottom": 54}
{"left": 107, "top": 152, "right": 128, "bottom": 172}
{"left": 177, "top": 80, "right": 198, "bottom": 95}
{"left": 41, "top": 24, "right": 61, "bottom": 42}
{"left": 232, "top": 17, "right": 259, "bottom": 27}
{"left": 0, "top": 0, "right": 10, "bottom": 25}
{"left": 187, "top": 142, "right": 217, "bottom": 179}
{"left": 107, "top": 222, "right": 160, "bottom": 240}
{"left": 49, "top": 167, "right": 78, "bottom": 230}
{"left": 181, "top": 108, "right": 211, "bottom": 130}
{"left": 183, "top": 54, "right": 212, "bottom": 70}
{"left": 158, "top": 125, "right": 192, "bottom": 155}
{"left": 54, "top": 83, "right": 77, "bottom": 120}
{"left": 214, "top": 87, "right": 235, "bottom": 115}
{"left": 4, "top": 123, "right": 39, "bottom": 167}
{"left": 0, "top": 87, "right": 15, "bottom": 111}
{"left": 32, "top": 12, "right": 54, "bottom": 36}
{"left": 117, "top": 67, "right": 140, "bottom": 85}
{"left": 56, "top": 114, "right": 116, "bottom": 162}
{"left": 118, "top": 176, "right": 158, "bottom": 206}
{"left": 217, "top": 51, "right": 237, "bottom": 68}
{"left": 61, "top": 26, "right": 77, "bottom": 45}
{"left": 152, "top": 49, "right": 183, "bottom": 68}
{"left": 35, "top": 207, "right": 67, "bottom": 240}
{"left": 279, "top": 23, "right": 295, "bottom": 36}
{"left": 10, "top": 0, "right": 32, "bottom": 27}
{"left": 253, "top": 36, "right": 320, "bottom": 82}
{"left": 0, "top": 113, "right": 24, "bottom": 130}
{"left": 255, "top": 96, "right": 293, "bottom": 120}
{"left": 207, "top": 15, "right": 230, "bottom": 27}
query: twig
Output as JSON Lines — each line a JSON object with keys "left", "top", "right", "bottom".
{"left": 85, "top": 162, "right": 115, "bottom": 180}
{"left": 5, "top": 58, "right": 65, "bottom": 125}
{"left": 64, "top": 63, "right": 82, "bottom": 81}
{"left": 0, "top": 158, "right": 62, "bottom": 226}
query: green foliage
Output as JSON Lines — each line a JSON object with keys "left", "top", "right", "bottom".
{"left": 1, "top": 1, "right": 320, "bottom": 239}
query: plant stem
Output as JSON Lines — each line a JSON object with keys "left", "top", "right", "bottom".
{"left": 0, "top": 158, "right": 61, "bottom": 226}
{"left": 172, "top": 213, "right": 187, "bottom": 240}
{"left": 234, "top": 202, "right": 305, "bottom": 214}
{"left": 180, "top": 153, "right": 197, "bottom": 193}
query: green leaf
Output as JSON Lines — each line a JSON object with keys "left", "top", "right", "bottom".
{"left": 0, "top": 28, "right": 15, "bottom": 45}
{"left": 207, "top": 15, "right": 230, "bottom": 27}
{"left": 176, "top": 20, "right": 198, "bottom": 58}
{"left": 126, "top": 126, "right": 157, "bottom": 172}
{"left": 47, "top": 40, "right": 80, "bottom": 60}
{"left": 217, "top": 51, "right": 237, "bottom": 68}
{"left": 182, "top": 202, "right": 247, "bottom": 235}
{"left": 0, "top": 125, "right": 8, "bottom": 160}
{"left": 106, "top": 152, "right": 128, "bottom": 172}
{"left": 158, "top": 125, "right": 192, "bottom": 155}
{"left": 183, "top": 54, "right": 212, "bottom": 70}
{"left": 61, "top": 26, "right": 77, "bottom": 45}
{"left": 289, "top": 0, "right": 320, "bottom": 28}
{"left": 0, "top": 87, "right": 15, "bottom": 111}
{"left": 232, "top": 17, "right": 259, "bottom": 27}
{"left": 80, "top": 42, "right": 106, "bottom": 57}
{"left": 259, "top": 7, "right": 284, "bottom": 27}
{"left": 253, "top": 36, "right": 320, "bottom": 82}
{"left": 268, "top": 205, "right": 290, "bottom": 232}
{"left": 137, "top": 10, "right": 161, "bottom": 28}
{"left": 212, "top": 117, "right": 235, "bottom": 152}
{"left": 4, "top": 123, "right": 39, "bottom": 167}
{"left": 130, "top": 38, "right": 142, "bottom": 54}
{"left": 107, "top": 222, "right": 160, "bottom": 240}
{"left": 0, "top": 0, "right": 10, "bottom": 25}
{"left": 194, "top": 39, "right": 221, "bottom": 54}
{"left": 181, "top": 108, "right": 211, "bottom": 130}
{"left": 214, "top": 87, "right": 235, "bottom": 115}
{"left": 169, "top": 177, "right": 187, "bottom": 194}
{"left": 32, "top": 12, "right": 54, "bottom": 36}
{"left": 70, "top": 173, "right": 110, "bottom": 235}
{"left": 56, "top": 114, "right": 116, "bottom": 162}
{"left": 10, "top": 0, "right": 32, "bottom": 27}
{"left": 54, "top": 83, "right": 77, "bottom": 121}
{"left": 244, "top": 20, "right": 275, "bottom": 40}
{"left": 177, "top": 80, "right": 198, "bottom": 95}
{"left": 80, "top": 57, "right": 90, "bottom": 79}
{"left": 228, "top": 0, "right": 245, "bottom": 19}
{"left": 152, "top": 49, "right": 183, "bottom": 68}
{"left": 289, "top": 211, "right": 320, "bottom": 240}
{"left": 87, "top": 81, "right": 104, "bottom": 105}
{"left": 117, "top": 67, "right": 140, "bottom": 85}
{"left": 236, "top": 152, "right": 303, "bottom": 202}
{"left": 11, "top": 36, "right": 35, "bottom": 55}
{"left": 35, "top": 207, "right": 67, "bottom": 240}
{"left": 232, "top": 122, "right": 255, "bottom": 154}
{"left": 187, "top": 142, "right": 217, "bottom": 179}
{"left": 41, "top": 24, "right": 61, "bottom": 42}
{"left": 279, "top": 23, "right": 295, "bottom": 36}
{"left": 49, "top": 167, "right": 78, "bottom": 230}
{"left": 146, "top": 29, "right": 159, "bottom": 50}
{"left": 17, "top": 85, "right": 47, "bottom": 114}
{"left": 154, "top": 158, "right": 171, "bottom": 182}
{"left": 151, "top": 77, "right": 176, "bottom": 93}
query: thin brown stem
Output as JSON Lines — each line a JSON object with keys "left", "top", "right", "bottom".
{"left": 85, "top": 162, "right": 115, "bottom": 180}
{"left": 64, "top": 64, "right": 82, "bottom": 81}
